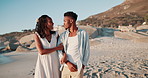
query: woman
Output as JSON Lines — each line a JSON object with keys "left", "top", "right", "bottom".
{"left": 34, "top": 15, "right": 64, "bottom": 78}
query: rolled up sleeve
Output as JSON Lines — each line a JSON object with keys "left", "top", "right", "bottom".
{"left": 57, "top": 33, "right": 64, "bottom": 59}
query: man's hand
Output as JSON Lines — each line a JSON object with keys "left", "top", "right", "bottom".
{"left": 66, "top": 61, "right": 77, "bottom": 72}
{"left": 82, "top": 64, "right": 85, "bottom": 69}
{"left": 60, "top": 53, "right": 67, "bottom": 64}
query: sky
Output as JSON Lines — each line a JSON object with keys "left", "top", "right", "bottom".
{"left": 0, "top": 0, "right": 124, "bottom": 35}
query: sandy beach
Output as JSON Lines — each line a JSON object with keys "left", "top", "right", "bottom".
{"left": 0, "top": 37, "right": 148, "bottom": 78}
{"left": 0, "top": 0, "right": 148, "bottom": 77}
{"left": 86, "top": 37, "right": 148, "bottom": 78}
{"left": 0, "top": 52, "right": 38, "bottom": 78}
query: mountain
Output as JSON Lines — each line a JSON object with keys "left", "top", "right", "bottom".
{"left": 78, "top": 0, "right": 148, "bottom": 28}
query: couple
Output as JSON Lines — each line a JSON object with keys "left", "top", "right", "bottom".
{"left": 34, "top": 11, "right": 90, "bottom": 78}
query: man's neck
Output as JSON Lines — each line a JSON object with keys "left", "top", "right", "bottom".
{"left": 69, "top": 24, "right": 78, "bottom": 33}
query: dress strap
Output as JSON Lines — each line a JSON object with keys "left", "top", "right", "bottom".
{"left": 35, "top": 32, "right": 41, "bottom": 38}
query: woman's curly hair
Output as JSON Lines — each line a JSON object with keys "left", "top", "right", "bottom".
{"left": 35, "top": 15, "right": 55, "bottom": 38}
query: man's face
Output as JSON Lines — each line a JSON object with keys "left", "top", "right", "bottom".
{"left": 64, "top": 16, "right": 72, "bottom": 29}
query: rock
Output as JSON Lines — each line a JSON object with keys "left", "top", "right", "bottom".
{"left": 9, "top": 38, "right": 18, "bottom": 44}
{"left": 22, "top": 40, "right": 34, "bottom": 47}
{"left": 19, "top": 34, "right": 34, "bottom": 45}
{"left": 29, "top": 42, "right": 36, "bottom": 49}
{"left": 132, "top": 37, "right": 148, "bottom": 43}
{"left": 56, "top": 26, "right": 66, "bottom": 35}
{"left": 79, "top": 26, "right": 99, "bottom": 38}
{"left": 5, "top": 43, "right": 19, "bottom": 51}
{"left": 0, "top": 46, "right": 5, "bottom": 52}
{"left": 144, "top": 74, "right": 148, "bottom": 78}
{"left": 15, "top": 46, "right": 30, "bottom": 52}
{"left": 0, "top": 42, "right": 4, "bottom": 47}
{"left": 118, "top": 25, "right": 136, "bottom": 32}
{"left": 99, "top": 28, "right": 115, "bottom": 36}
{"left": 58, "top": 26, "right": 99, "bottom": 39}
{"left": 4, "top": 41, "right": 10, "bottom": 46}
{"left": 136, "top": 25, "right": 148, "bottom": 30}
{"left": 114, "top": 31, "right": 146, "bottom": 40}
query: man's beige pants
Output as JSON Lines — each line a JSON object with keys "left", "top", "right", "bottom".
{"left": 61, "top": 66, "right": 83, "bottom": 78}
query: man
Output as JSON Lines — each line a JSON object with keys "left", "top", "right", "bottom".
{"left": 59, "top": 11, "right": 90, "bottom": 78}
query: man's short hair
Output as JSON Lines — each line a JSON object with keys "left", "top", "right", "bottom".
{"left": 64, "top": 11, "right": 78, "bottom": 21}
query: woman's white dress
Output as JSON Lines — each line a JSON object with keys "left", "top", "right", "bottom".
{"left": 34, "top": 32, "right": 60, "bottom": 78}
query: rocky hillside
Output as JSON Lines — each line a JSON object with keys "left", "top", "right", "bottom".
{"left": 0, "top": 29, "right": 34, "bottom": 44}
{"left": 0, "top": 29, "right": 35, "bottom": 53}
{"left": 78, "top": 0, "right": 148, "bottom": 28}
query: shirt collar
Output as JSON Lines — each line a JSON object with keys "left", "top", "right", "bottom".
{"left": 66, "top": 27, "right": 81, "bottom": 34}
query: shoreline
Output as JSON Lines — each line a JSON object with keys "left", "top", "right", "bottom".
{"left": 0, "top": 54, "right": 14, "bottom": 64}
{"left": 0, "top": 52, "right": 38, "bottom": 78}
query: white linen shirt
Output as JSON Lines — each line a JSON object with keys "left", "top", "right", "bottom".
{"left": 58, "top": 28, "right": 90, "bottom": 73}
{"left": 66, "top": 35, "right": 80, "bottom": 65}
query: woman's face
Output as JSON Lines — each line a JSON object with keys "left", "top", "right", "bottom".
{"left": 46, "top": 18, "right": 54, "bottom": 30}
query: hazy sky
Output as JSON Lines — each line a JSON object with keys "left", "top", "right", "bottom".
{"left": 0, "top": 0, "right": 124, "bottom": 34}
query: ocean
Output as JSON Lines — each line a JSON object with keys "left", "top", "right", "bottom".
{"left": 0, "top": 55, "right": 13, "bottom": 64}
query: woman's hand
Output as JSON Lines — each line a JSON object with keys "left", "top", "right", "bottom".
{"left": 57, "top": 44, "right": 64, "bottom": 50}
{"left": 60, "top": 53, "right": 67, "bottom": 64}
